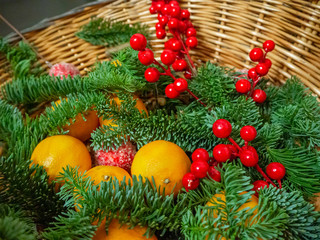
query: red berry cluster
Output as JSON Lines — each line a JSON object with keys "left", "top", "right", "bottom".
{"left": 253, "top": 161, "right": 286, "bottom": 195}
{"left": 213, "top": 119, "right": 285, "bottom": 191}
{"left": 130, "top": 1, "right": 206, "bottom": 106}
{"left": 182, "top": 148, "right": 222, "bottom": 191}
{"left": 235, "top": 40, "right": 275, "bottom": 104}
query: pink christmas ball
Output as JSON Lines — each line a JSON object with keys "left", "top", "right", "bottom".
{"left": 49, "top": 63, "right": 80, "bottom": 79}
{"left": 94, "top": 142, "right": 137, "bottom": 172}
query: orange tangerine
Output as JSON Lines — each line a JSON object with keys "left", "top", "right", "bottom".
{"left": 131, "top": 140, "right": 191, "bottom": 196}
{"left": 30, "top": 135, "right": 92, "bottom": 182}
{"left": 53, "top": 99, "right": 99, "bottom": 142}
{"left": 92, "top": 219, "right": 157, "bottom": 240}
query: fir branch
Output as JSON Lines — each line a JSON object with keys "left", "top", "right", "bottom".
{"left": 54, "top": 166, "right": 190, "bottom": 238}
{"left": 0, "top": 204, "right": 38, "bottom": 240}
{"left": 42, "top": 211, "right": 96, "bottom": 240}
{"left": 1, "top": 74, "right": 87, "bottom": 104}
{"left": 0, "top": 38, "right": 42, "bottom": 78}
{"left": 0, "top": 99, "right": 24, "bottom": 143}
{"left": 267, "top": 148, "right": 320, "bottom": 197}
{"left": 76, "top": 17, "right": 149, "bottom": 47}
{"left": 1, "top": 52, "right": 150, "bottom": 105}
{"left": 91, "top": 97, "right": 219, "bottom": 152}
{"left": 188, "top": 63, "right": 237, "bottom": 106}
{"left": 92, "top": 94, "right": 267, "bottom": 153}
{"left": 260, "top": 187, "right": 320, "bottom": 240}
{"left": 0, "top": 156, "right": 66, "bottom": 225}
{"left": 181, "top": 164, "right": 288, "bottom": 240}
{"left": 267, "top": 77, "right": 320, "bottom": 149}
{"left": 87, "top": 60, "right": 147, "bottom": 93}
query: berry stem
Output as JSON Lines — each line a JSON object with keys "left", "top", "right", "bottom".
{"left": 174, "top": 32, "right": 197, "bottom": 77}
{"left": 186, "top": 89, "right": 207, "bottom": 107}
{"left": 246, "top": 77, "right": 261, "bottom": 99}
{"left": 245, "top": 141, "right": 248, "bottom": 148}
{"left": 255, "top": 164, "right": 277, "bottom": 187}
{"left": 153, "top": 59, "right": 205, "bottom": 106}
{"left": 277, "top": 179, "right": 282, "bottom": 189}
{"left": 228, "top": 137, "right": 242, "bottom": 152}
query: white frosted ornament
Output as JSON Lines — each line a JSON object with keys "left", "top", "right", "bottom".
{"left": 49, "top": 63, "right": 80, "bottom": 79}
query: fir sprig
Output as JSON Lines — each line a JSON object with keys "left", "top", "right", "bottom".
{"left": 0, "top": 38, "right": 42, "bottom": 78}
{"left": 1, "top": 49, "right": 150, "bottom": 105}
{"left": 76, "top": 17, "right": 149, "bottom": 47}
{"left": 267, "top": 148, "right": 320, "bottom": 197}
{"left": 260, "top": 187, "right": 320, "bottom": 239}
{"left": 181, "top": 164, "right": 288, "bottom": 240}
{"left": 188, "top": 62, "right": 237, "bottom": 106}
{"left": 48, "top": 166, "right": 190, "bottom": 238}
{"left": 0, "top": 204, "right": 38, "bottom": 240}
{"left": 0, "top": 156, "right": 66, "bottom": 225}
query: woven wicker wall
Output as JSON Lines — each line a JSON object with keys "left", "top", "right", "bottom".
{"left": 0, "top": 0, "right": 319, "bottom": 95}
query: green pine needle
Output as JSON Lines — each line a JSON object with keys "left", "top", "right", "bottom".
{"left": 76, "top": 17, "right": 149, "bottom": 47}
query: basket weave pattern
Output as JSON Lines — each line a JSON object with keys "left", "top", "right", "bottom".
{"left": 0, "top": 0, "right": 319, "bottom": 95}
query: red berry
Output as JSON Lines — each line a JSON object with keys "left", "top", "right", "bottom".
{"left": 155, "top": 1, "right": 165, "bottom": 11}
{"left": 248, "top": 68, "right": 258, "bottom": 81}
{"left": 266, "top": 162, "right": 286, "bottom": 180}
{"left": 172, "top": 59, "right": 187, "bottom": 71}
{"left": 155, "top": 22, "right": 163, "bottom": 30}
{"left": 165, "top": 83, "right": 180, "bottom": 99}
{"left": 264, "top": 58, "right": 272, "bottom": 69}
{"left": 161, "top": 49, "right": 176, "bottom": 65}
{"left": 157, "top": 13, "right": 164, "bottom": 21}
{"left": 212, "top": 119, "right": 232, "bottom": 138}
{"left": 249, "top": 48, "right": 264, "bottom": 62}
{"left": 180, "top": 9, "right": 190, "bottom": 19}
{"left": 149, "top": 5, "right": 157, "bottom": 14}
{"left": 253, "top": 180, "right": 269, "bottom": 196}
{"left": 144, "top": 67, "right": 160, "bottom": 83}
{"left": 159, "top": 16, "right": 169, "bottom": 26}
{"left": 168, "top": 38, "right": 182, "bottom": 51}
{"left": 182, "top": 172, "right": 200, "bottom": 191}
{"left": 170, "top": 5, "right": 181, "bottom": 17}
{"left": 255, "top": 63, "right": 269, "bottom": 76}
{"left": 161, "top": 4, "right": 171, "bottom": 15}
{"left": 184, "top": 71, "right": 192, "bottom": 79}
{"left": 208, "top": 166, "right": 221, "bottom": 182}
{"left": 192, "top": 148, "right": 210, "bottom": 162}
{"left": 236, "top": 79, "right": 251, "bottom": 94}
{"left": 263, "top": 40, "right": 275, "bottom": 52}
{"left": 186, "top": 37, "right": 198, "bottom": 48}
{"left": 173, "top": 78, "right": 188, "bottom": 92}
{"left": 213, "top": 144, "right": 231, "bottom": 163}
{"left": 226, "top": 144, "right": 238, "bottom": 160}
{"left": 239, "top": 149, "right": 258, "bottom": 167}
{"left": 177, "top": 21, "right": 187, "bottom": 33}
{"left": 168, "top": 18, "right": 179, "bottom": 30}
{"left": 240, "top": 125, "right": 257, "bottom": 142}
{"left": 130, "top": 34, "right": 147, "bottom": 51}
{"left": 138, "top": 49, "right": 154, "bottom": 65}
{"left": 185, "top": 20, "right": 193, "bottom": 28}
{"left": 156, "top": 29, "right": 167, "bottom": 39}
{"left": 191, "top": 161, "right": 209, "bottom": 178}
{"left": 246, "top": 146, "right": 259, "bottom": 161}
{"left": 169, "top": 0, "right": 179, "bottom": 7}
{"left": 186, "top": 28, "right": 197, "bottom": 37}
{"left": 252, "top": 89, "right": 267, "bottom": 103}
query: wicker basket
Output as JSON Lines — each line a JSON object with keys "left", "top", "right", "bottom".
{"left": 0, "top": 0, "right": 320, "bottom": 96}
